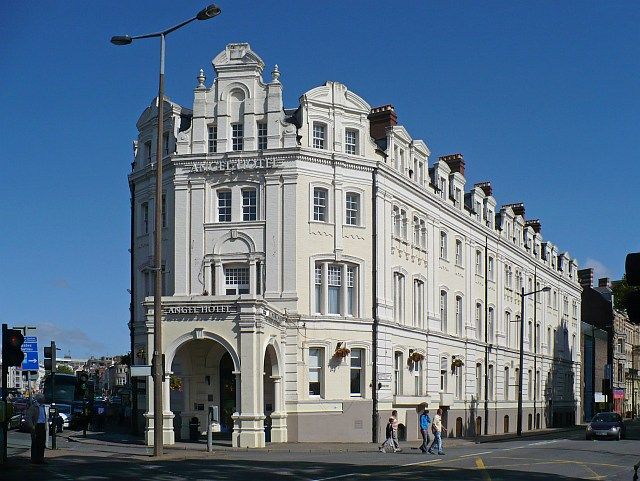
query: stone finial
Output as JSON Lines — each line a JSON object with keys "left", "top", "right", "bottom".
{"left": 197, "top": 69, "right": 206, "bottom": 88}
{"left": 271, "top": 64, "right": 280, "bottom": 83}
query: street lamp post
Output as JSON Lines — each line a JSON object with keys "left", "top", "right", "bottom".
{"left": 517, "top": 285, "right": 551, "bottom": 436}
{"left": 111, "top": 4, "right": 221, "bottom": 457}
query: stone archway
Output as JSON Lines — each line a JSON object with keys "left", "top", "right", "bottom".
{"left": 263, "top": 341, "right": 286, "bottom": 443}
{"left": 170, "top": 338, "right": 238, "bottom": 442}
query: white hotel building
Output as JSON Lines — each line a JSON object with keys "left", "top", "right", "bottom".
{"left": 128, "top": 43, "right": 581, "bottom": 448}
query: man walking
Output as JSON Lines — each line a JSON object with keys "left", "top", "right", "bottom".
{"left": 428, "top": 408, "right": 445, "bottom": 455}
{"left": 418, "top": 407, "right": 431, "bottom": 453}
{"left": 26, "top": 394, "right": 47, "bottom": 464}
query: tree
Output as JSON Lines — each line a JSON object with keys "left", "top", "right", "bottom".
{"left": 57, "top": 364, "right": 75, "bottom": 375}
{"left": 612, "top": 275, "right": 640, "bottom": 312}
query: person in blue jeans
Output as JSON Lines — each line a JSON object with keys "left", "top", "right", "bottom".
{"left": 418, "top": 407, "right": 431, "bottom": 453}
{"left": 428, "top": 408, "right": 445, "bottom": 455}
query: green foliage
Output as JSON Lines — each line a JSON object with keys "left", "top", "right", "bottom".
{"left": 57, "top": 364, "right": 75, "bottom": 375}
{"left": 612, "top": 275, "right": 640, "bottom": 311}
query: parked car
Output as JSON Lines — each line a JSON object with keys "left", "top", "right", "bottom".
{"left": 586, "top": 412, "right": 626, "bottom": 440}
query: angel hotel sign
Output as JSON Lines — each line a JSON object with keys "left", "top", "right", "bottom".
{"left": 162, "top": 304, "right": 237, "bottom": 315}
{"left": 190, "top": 158, "right": 278, "bottom": 173}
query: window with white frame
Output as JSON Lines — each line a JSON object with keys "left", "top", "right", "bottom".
{"left": 314, "top": 265, "right": 322, "bottom": 314}
{"left": 454, "top": 187, "right": 462, "bottom": 207}
{"left": 475, "top": 201, "right": 482, "bottom": 221}
{"left": 439, "top": 176, "right": 447, "bottom": 199}
{"left": 394, "top": 351, "right": 403, "bottom": 395}
{"left": 161, "top": 194, "right": 167, "bottom": 228}
{"left": 455, "top": 239, "right": 463, "bottom": 266}
{"left": 505, "top": 264, "right": 513, "bottom": 288}
{"left": 328, "top": 265, "right": 342, "bottom": 314}
{"left": 163, "top": 133, "right": 169, "bottom": 156}
{"left": 313, "top": 187, "right": 328, "bottom": 222}
{"left": 413, "top": 217, "right": 420, "bottom": 245}
{"left": 514, "top": 368, "right": 520, "bottom": 399}
{"left": 231, "top": 123, "right": 244, "bottom": 151}
{"left": 393, "top": 206, "right": 400, "bottom": 237}
{"left": 488, "top": 256, "right": 494, "bottom": 281}
{"left": 440, "top": 357, "right": 448, "bottom": 392}
{"left": 547, "top": 327, "right": 552, "bottom": 354}
{"left": 413, "top": 359, "right": 422, "bottom": 396}
{"left": 505, "top": 311, "right": 512, "bottom": 346}
{"left": 350, "top": 348, "right": 364, "bottom": 396}
{"left": 308, "top": 348, "right": 323, "bottom": 397}
{"left": 504, "top": 367, "right": 510, "bottom": 400}
{"left": 399, "top": 148, "right": 405, "bottom": 173}
{"left": 413, "top": 279, "right": 424, "bottom": 327}
{"left": 515, "top": 315, "right": 521, "bottom": 348}
{"left": 224, "top": 266, "right": 249, "bottom": 295}
{"left": 141, "top": 202, "right": 149, "bottom": 234}
{"left": 476, "top": 302, "right": 483, "bottom": 340}
{"left": 394, "top": 272, "right": 405, "bottom": 323}
{"left": 208, "top": 124, "right": 217, "bottom": 153}
{"left": 217, "top": 190, "right": 232, "bottom": 222}
{"left": 401, "top": 209, "right": 408, "bottom": 239}
{"left": 488, "top": 307, "right": 495, "bottom": 343}
{"left": 536, "top": 323, "right": 541, "bottom": 352}
{"left": 440, "top": 231, "right": 448, "bottom": 259}
{"left": 536, "top": 370, "right": 541, "bottom": 400}
{"left": 455, "top": 364, "right": 463, "bottom": 399}
{"left": 475, "top": 250, "right": 482, "bottom": 275}
{"left": 347, "top": 267, "right": 356, "bottom": 316}
{"left": 144, "top": 140, "right": 152, "bottom": 164}
{"left": 312, "top": 123, "right": 326, "bottom": 149}
{"left": 528, "top": 369, "right": 533, "bottom": 400}
{"left": 345, "top": 129, "right": 358, "bottom": 155}
{"left": 440, "top": 290, "right": 448, "bottom": 331}
{"left": 455, "top": 295, "right": 463, "bottom": 335}
{"left": 420, "top": 219, "right": 427, "bottom": 248}
{"left": 242, "top": 188, "right": 257, "bottom": 221}
{"left": 476, "top": 363, "right": 482, "bottom": 399}
{"left": 417, "top": 160, "right": 424, "bottom": 185}
{"left": 314, "top": 262, "right": 359, "bottom": 316}
{"left": 257, "top": 122, "right": 267, "bottom": 150}
{"left": 345, "top": 193, "right": 360, "bottom": 226}
{"left": 488, "top": 364, "right": 494, "bottom": 400}
{"left": 528, "top": 321, "right": 533, "bottom": 351}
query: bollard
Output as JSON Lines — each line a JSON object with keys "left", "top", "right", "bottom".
{"left": 207, "top": 406, "right": 213, "bottom": 452}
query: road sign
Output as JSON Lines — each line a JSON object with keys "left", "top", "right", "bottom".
{"left": 21, "top": 336, "right": 38, "bottom": 370}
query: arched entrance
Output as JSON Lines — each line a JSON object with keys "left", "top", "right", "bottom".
{"left": 170, "top": 338, "right": 237, "bottom": 441}
{"left": 263, "top": 342, "right": 287, "bottom": 443}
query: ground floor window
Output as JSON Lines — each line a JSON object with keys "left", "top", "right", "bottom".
{"left": 350, "top": 348, "right": 364, "bottom": 396}
{"left": 309, "top": 347, "right": 323, "bottom": 397}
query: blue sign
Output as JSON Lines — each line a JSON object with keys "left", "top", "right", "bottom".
{"left": 21, "top": 336, "right": 38, "bottom": 371}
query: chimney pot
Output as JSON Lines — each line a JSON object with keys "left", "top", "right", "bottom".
{"left": 439, "top": 153, "right": 465, "bottom": 176}
{"left": 475, "top": 181, "right": 492, "bottom": 197}
{"left": 368, "top": 105, "right": 397, "bottom": 141}
{"left": 577, "top": 268, "right": 594, "bottom": 288}
{"left": 598, "top": 277, "right": 611, "bottom": 288}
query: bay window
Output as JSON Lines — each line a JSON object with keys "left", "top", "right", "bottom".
{"left": 313, "top": 262, "right": 359, "bottom": 316}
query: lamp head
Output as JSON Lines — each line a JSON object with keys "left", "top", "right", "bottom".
{"left": 196, "top": 4, "right": 221, "bottom": 20}
{"left": 542, "top": 286, "right": 552, "bottom": 293}
{"left": 111, "top": 35, "right": 133, "bottom": 46}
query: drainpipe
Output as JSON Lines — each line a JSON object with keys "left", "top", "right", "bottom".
{"left": 129, "top": 180, "right": 138, "bottom": 435}
{"left": 484, "top": 235, "right": 489, "bottom": 436}
{"left": 372, "top": 167, "right": 379, "bottom": 444}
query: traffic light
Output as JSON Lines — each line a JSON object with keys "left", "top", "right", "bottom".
{"left": 625, "top": 253, "right": 640, "bottom": 324}
{"left": 44, "top": 341, "right": 57, "bottom": 373}
{"left": 77, "top": 371, "right": 89, "bottom": 399}
{"left": 2, "top": 324, "right": 25, "bottom": 367}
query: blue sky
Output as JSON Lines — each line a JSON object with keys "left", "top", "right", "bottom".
{"left": 1, "top": 1, "right": 638, "bottom": 358}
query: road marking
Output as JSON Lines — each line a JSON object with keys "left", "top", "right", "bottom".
{"left": 399, "top": 458, "right": 443, "bottom": 468}
{"left": 475, "top": 458, "right": 492, "bottom": 481}
{"left": 460, "top": 451, "right": 492, "bottom": 458}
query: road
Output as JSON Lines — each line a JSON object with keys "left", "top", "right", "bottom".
{"left": 4, "top": 423, "right": 640, "bottom": 480}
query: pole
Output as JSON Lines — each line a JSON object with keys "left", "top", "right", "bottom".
{"left": 152, "top": 33, "right": 166, "bottom": 457}
{"left": 50, "top": 341, "right": 57, "bottom": 450}
{"left": 517, "top": 287, "right": 525, "bottom": 436}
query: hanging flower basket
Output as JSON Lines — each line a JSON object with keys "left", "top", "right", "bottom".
{"left": 334, "top": 346, "right": 351, "bottom": 358}
{"left": 169, "top": 374, "right": 183, "bottom": 392}
{"left": 451, "top": 358, "right": 464, "bottom": 369}
{"left": 410, "top": 351, "right": 425, "bottom": 363}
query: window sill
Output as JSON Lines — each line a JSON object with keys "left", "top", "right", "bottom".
{"left": 344, "top": 224, "right": 366, "bottom": 230}
{"left": 309, "top": 220, "right": 335, "bottom": 226}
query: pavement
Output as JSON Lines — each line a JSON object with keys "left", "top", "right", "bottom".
{"left": 3, "top": 420, "right": 640, "bottom": 480}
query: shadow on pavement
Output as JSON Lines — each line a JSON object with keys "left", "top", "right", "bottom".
{"left": 5, "top": 453, "right": 613, "bottom": 481}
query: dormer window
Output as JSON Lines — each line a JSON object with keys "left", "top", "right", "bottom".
{"left": 313, "top": 123, "right": 326, "bottom": 149}
{"left": 439, "top": 177, "right": 447, "bottom": 199}
{"left": 145, "top": 141, "right": 152, "bottom": 164}
{"left": 454, "top": 188, "right": 462, "bottom": 207}
{"left": 475, "top": 201, "right": 482, "bottom": 221}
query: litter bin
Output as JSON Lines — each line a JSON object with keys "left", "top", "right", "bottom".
{"left": 189, "top": 417, "right": 200, "bottom": 441}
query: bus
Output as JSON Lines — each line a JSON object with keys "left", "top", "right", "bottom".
{"left": 43, "top": 373, "right": 77, "bottom": 405}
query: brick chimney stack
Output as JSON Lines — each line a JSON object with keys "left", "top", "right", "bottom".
{"left": 439, "top": 153, "right": 465, "bottom": 176}
{"left": 368, "top": 105, "right": 397, "bottom": 141}
{"left": 475, "top": 181, "right": 492, "bottom": 197}
{"left": 598, "top": 277, "right": 611, "bottom": 288}
{"left": 504, "top": 203, "right": 525, "bottom": 218}
{"left": 577, "top": 268, "right": 594, "bottom": 288}
{"left": 525, "top": 219, "right": 542, "bottom": 233}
